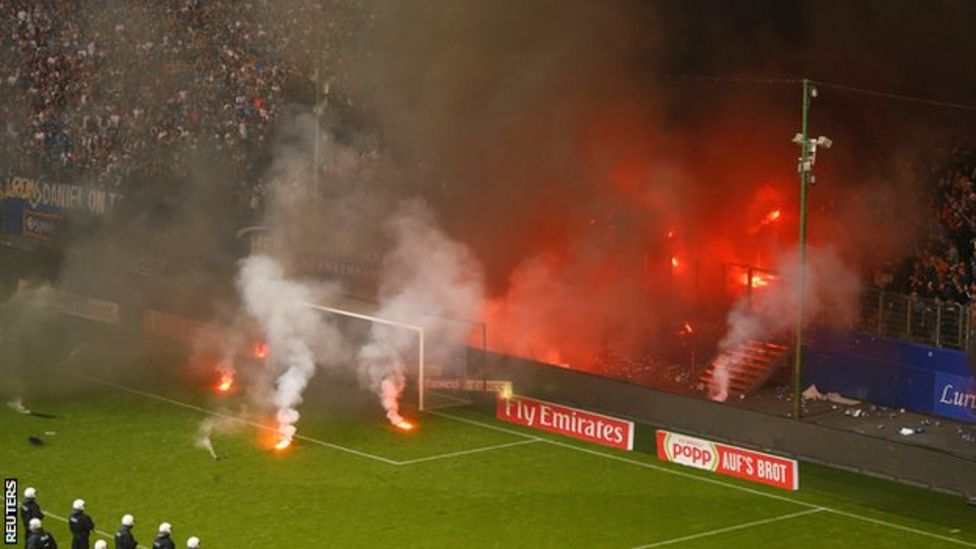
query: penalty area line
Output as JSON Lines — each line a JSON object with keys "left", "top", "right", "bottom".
{"left": 47, "top": 367, "right": 401, "bottom": 466}
{"left": 631, "top": 508, "right": 825, "bottom": 548}
{"left": 396, "top": 439, "right": 541, "bottom": 465}
{"left": 432, "top": 410, "right": 976, "bottom": 548}
{"left": 45, "top": 511, "right": 150, "bottom": 549}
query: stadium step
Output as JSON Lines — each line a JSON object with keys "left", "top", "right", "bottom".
{"left": 698, "top": 338, "right": 791, "bottom": 399}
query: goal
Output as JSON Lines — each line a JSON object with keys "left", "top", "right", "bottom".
{"left": 301, "top": 301, "right": 486, "bottom": 411}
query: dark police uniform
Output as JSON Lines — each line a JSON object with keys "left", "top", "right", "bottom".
{"left": 26, "top": 528, "right": 58, "bottom": 549}
{"left": 20, "top": 500, "right": 43, "bottom": 549}
{"left": 68, "top": 510, "right": 94, "bottom": 549}
{"left": 113, "top": 526, "right": 137, "bottom": 549}
{"left": 151, "top": 533, "right": 175, "bottom": 549}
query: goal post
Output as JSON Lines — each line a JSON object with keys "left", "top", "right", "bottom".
{"left": 301, "top": 302, "right": 430, "bottom": 410}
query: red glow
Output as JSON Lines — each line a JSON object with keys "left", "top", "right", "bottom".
{"left": 666, "top": 229, "right": 675, "bottom": 239}
{"left": 216, "top": 372, "right": 234, "bottom": 393}
{"left": 743, "top": 273, "right": 777, "bottom": 288}
{"left": 273, "top": 437, "right": 292, "bottom": 451}
{"left": 253, "top": 342, "right": 268, "bottom": 360}
{"left": 671, "top": 256, "right": 679, "bottom": 268}
{"left": 393, "top": 419, "right": 416, "bottom": 432}
{"left": 763, "top": 209, "right": 782, "bottom": 224}
{"left": 678, "top": 322, "right": 694, "bottom": 336}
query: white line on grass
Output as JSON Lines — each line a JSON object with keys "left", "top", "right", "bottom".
{"left": 52, "top": 368, "right": 537, "bottom": 467}
{"left": 49, "top": 368, "right": 401, "bottom": 466}
{"left": 632, "top": 508, "right": 825, "bottom": 548}
{"left": 397, "top": 439, "right": 541, "bottom": 465}
{"left": 45, "top": 511, "right": 149, "bottom": 549}
{"left": 431, "top": 410, "right": 976, "bottom": 548}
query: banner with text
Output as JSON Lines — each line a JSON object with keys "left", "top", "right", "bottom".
{"left": 933, "top": 372, "right": 976, "bottom": 422}
{"left": 656, "top": 430, "right": 798, "bottom": 490}
{"left": 496, "top": 395, "right": 634, "bottom": 450}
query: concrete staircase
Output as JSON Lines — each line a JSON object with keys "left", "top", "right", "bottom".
{"left": 698, "top": 339, "right": 790, "bottom": 401}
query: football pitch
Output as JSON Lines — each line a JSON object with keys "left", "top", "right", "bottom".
{"left": 3, "top": 362, "right": 976, "bottom": 548}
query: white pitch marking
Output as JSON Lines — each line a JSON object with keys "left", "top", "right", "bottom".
{"left": 45, "top": 511, "right": 149, "bottom": 549}
{"left": 632, "top": 508, "right": 825, "bottom": 548}
{"left": 432, "top": 410, "right": 976, "bottom": 548}
{"left": 396, "top": 439, "right": 540, "bottom": 465}
{"left": 49, "top": 368, "right": 401, "bottom": 466}
{"left": 51, "top": 368, "right": 539, "bottom": 467}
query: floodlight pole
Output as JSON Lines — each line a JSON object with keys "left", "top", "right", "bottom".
{"left": 313, "top": 67, "right": 321, "bottom": 200}
{"left": 793, "top": 79, "right": 813, "bottom": 420}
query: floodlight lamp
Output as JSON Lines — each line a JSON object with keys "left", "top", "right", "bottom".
{"left": 792, "top": 133, "right": 804, "bottom": 145}
{"left": 816, "top": 136, "right": 833, "bottom": 149}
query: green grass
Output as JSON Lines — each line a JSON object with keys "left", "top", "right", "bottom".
{"left": 2, "top": 364, "right": 975, "bottom": 548}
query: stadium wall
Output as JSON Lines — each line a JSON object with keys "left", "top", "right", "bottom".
{"left": 805, "top": 328, "right": 976, "bottom": 424}
{"left": 474, "top": 352, "right": 976, "bottom": 498}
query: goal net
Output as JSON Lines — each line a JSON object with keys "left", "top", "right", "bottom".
{"left": 302, "top": 300, "right": 487, "bottom": 411}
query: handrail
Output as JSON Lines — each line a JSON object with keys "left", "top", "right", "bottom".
{"left": 860, "top": 288, "right": 973, "bottom": 351}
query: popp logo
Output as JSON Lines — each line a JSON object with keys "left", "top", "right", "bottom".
{"left": 665, "top": 433, "right": 718, "bottom": 471}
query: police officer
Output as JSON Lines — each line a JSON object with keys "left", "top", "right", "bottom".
{"left": 21, "top": 488, "right": 43, "bottom": 548}
{"left": 25, "top": 518, "right": 58, "bottom": 549}
{"left": 151, "top": 523, "right": 174, "bottom": 549}
{"left": 113, "top": 515, "right": 136, "bottom": 549}
{"left": 93, "top": 542, "right": 107, "bottom": 549}
{"left": 67, "top": 500, "right": 94, "bottom": 549}
{"left": 185, "top": 537, "right": 200, "bottom": 549}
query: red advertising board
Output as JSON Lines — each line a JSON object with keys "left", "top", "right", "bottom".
{"left": 656, "top": 430, "right": 799, "bottom": 490}
{"left": 496, "top": 395, "right": 634, "bottom": 450}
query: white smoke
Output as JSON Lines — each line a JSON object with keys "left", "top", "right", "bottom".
{"left": 236, "top": 255, "right": 343, "bottom": 443}
{"left": 711, "top": 246, "right": 861, "bottom": 400}
{"left": 6, "top": 398, "right": 30, "bottom": 415}
{"left": 358, "top": 200, "right": 485, "bottom": 425}
{"left": 195, "top": 416, "right": 243, "bottom": 460}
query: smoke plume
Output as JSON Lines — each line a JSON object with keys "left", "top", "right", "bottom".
{"left": 357, "top": 200, "right": 484, "bottom": 424}
{"left": 711, "top": 246, "right": 861, "bottom": 400}
{"left": 236, "top": 255, "right": 343, "bottom": 444}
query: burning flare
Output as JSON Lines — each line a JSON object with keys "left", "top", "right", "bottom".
{"left": 387, "top": 410, "right": 416, "bottom": 432}
{"left": 217, "top": 371, "right": 235, "bottom": 393}
{"left": 274, "top": 437, "right": 293, "bottom": 451}
{"left": 743, "top": 273, "right": 777, "bottom": 288}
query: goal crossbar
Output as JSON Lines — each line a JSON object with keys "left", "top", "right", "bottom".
{"left": 301, "top": 302, "right": 429, "bottom": 410}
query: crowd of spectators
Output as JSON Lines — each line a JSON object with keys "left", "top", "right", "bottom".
{"left": 2, "top": 0, "right": 366, "bottom": 189}
{"left": 895, "top": 146, "right": 976, "bottom": 304}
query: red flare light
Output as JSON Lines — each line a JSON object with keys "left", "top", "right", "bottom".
{"left": 743, "top": 273, "right": 776, "bottom": 288}
{"left": 678, "top": 322, "right": 694, "bottom": 336}
{"left": 253, "top": 342, "right": 269, "bottom": 360}
{"left": 670, "top": 256, "right": 679, "bottom": 268}
{"left": 274, "top": 437, "right": 292, "bottom": 451}
{"left": 393, "top": 419, "right": 416, "bottom": 432}
{"left": 216, "top": 372, "right": 234, "bottom": 393}
{"left": 763, "top": 209, "right": 782, "bottom": 224}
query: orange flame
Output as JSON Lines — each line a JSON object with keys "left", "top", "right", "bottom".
{"left": 743, "top": 273, "right": 776, "bottom": 288}
{"left": 763, "top": 209, "right": 782, "bottom": 224}
{"left": 274, "top": 437, "right": 292, "bottom": 451}
{"left": 670, "top": 256, "right": 679, "bottom": 268}
{"left": 393, "top": 419, "right": 416, "bottom": 432}
{"left": 217, "top": 372, "right": 234, "bottom": 393}
{"left": 253, "top": 342, "right": 268, "bottom": 360}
